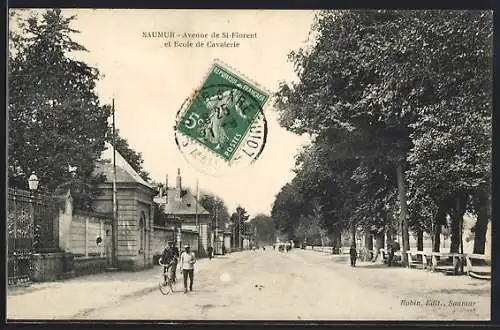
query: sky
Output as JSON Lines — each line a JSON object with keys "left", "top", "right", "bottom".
{"left": 57, "top": 9, "right": 316, "bottom": 217}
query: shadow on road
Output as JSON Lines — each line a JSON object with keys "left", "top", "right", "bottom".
{"left": 353, "top": 263, "right": 404, "bottom": 270}
{"left": 7, "top": 285, "right": 53, "bottom": 296}
{"left": 428, "top": 288, "right": 490, "bottom": 295}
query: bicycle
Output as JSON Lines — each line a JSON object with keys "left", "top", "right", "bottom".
{"left": 158, "top": 258, "right": 177, "bottom": 295}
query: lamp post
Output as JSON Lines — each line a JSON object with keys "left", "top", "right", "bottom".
{"left": 28, "top": 172, "right": 39, "bottom": 251}
{"left": 28, "top": 172, "right": 39, "bottom": 192}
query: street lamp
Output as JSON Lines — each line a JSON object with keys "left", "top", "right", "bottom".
{"left": 28, "top": 172, "right": 39, "bottom": 191}
{"left": 28, "top": 172, "right": 39, "bottom": 252}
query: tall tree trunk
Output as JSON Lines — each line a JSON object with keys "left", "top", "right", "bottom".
{"left": 416, "top": 229, "right": 423, "bottom": 251}
{"left": 450, "top": 214, "right": 460, "bottom": 253}
{"left": 396, "top": 159, "right": 410, "bottom": 264}
{"left": 386, "top": 230, "right": 393, "bottom": 248}
{"left": 364, "top": 233, "right": 374, "bottom": 260}
{"left": 375, "top": 232, "right": 385, "bottom": 251}
{"left": 374, "top": 232, "right": 385, "bottom": 261}
{"left": 450, "top": 195, "right": 466, "bottom": 254}
{"left": 433, "top": 223, "right": 441, "bottom": 252}
{"left": 416, "top": 229, "right": 423, "bottom": 261}
{"left": 349, "top": 221, "right": 356, "bottom": 248}
{"left": 332, "top": 230, "right": 341, "bottom": 254}
{"left": 473, "top": 188, "right": 490, "bottom": 254}
{"left": 432, "top": 204, "right": 446, "bottom": 252}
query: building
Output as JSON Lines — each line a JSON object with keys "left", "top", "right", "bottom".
{"left": 153, "top": 169, "right": 211, "bottom": 258}
{"left": 91, "top": 142, "right": 157, "bottom": 271}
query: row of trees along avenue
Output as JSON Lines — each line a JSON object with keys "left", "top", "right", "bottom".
{"left": 271, "top": 10, "right": 492, "bottom": 263}
{"left": 9, "top": 9, "right": 150, "bottom": 210}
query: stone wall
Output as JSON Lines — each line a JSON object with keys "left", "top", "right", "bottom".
{"left": 31, "top": 252, "right": 66, "bottom": 282}
{"left": 94, "top": 185, "right": 155, "bottom": 271}
{"left": 70, "top": 212, "right": 112, "bottom": 258}
{"left": 151, "top": 227, "right": 175, "bottom": 263}
{"left": 73, "top": 256, "right": 107, "bottom": 277}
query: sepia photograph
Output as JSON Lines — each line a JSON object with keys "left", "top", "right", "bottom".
{"left": 6, "top": 8, "right": 493, "bottom": 321}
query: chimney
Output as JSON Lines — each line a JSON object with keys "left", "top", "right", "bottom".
{"left": 176, "top": 168, "right": 182, "bottom": 200}
{"left": 165, "top": 174, "right": 168, "bottom": 190}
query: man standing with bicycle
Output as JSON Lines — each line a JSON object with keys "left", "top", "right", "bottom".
{"left": 179, "top": 244, "right": 196, "bottom": 293}
{"left": 161, "top": 241, "right": 179, "bottom": 283}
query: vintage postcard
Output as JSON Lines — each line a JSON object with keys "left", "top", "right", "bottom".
{"left": 7, "top": 9, "right": 492, "bottom": 321}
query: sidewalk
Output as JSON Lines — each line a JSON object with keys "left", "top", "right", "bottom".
{"left": 7, "top": 254, "right": 233, "bottom": 320}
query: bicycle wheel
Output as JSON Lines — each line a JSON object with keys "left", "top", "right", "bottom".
{"left": 159, "top": 275, "right": 173, "bottom": 295}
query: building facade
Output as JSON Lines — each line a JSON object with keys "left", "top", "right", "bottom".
{"left": 154, "top": 169, "right": 211, "bottom": 258}
{"left": 92, "top": 142, "right": 157, "bottom": 271}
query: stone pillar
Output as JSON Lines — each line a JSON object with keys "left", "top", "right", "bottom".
{"left": 99, "top": 219, "right": 104, "bottom": 257}
{"left": 58, "top": 191, "right": 74, "bottom": 252}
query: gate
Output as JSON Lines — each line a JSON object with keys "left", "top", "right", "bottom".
{"left": 8, "top": 188, "right": 60, "bottom": 285}
{"left": 214, "top": 239, "right": 223, "bottom": 255}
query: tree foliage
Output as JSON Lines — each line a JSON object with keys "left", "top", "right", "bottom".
{"left": 248, "top": 214, "right": 276, "bottom": 246}
{"left": 199, "top": 191, "right": 230, "bottom": 230}
{"left": 8, "top": 9, "right": 111, "bottom": 209}
{"left": 106, "top": 127, "right": 151, "bottom": 182}
{"left": 272, "top": 10, "right": 492, "bottom": 254}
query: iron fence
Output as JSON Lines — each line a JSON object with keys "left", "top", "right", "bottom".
{"left": 8, "top": 188, "right": 61, "bottom": 284}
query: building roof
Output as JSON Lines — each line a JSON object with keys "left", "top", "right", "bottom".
{"left": 160, "top": 187, "right": 210, "bottom": 216}
{"left": 94, "top": 142, "right": 154, "bottom": 190}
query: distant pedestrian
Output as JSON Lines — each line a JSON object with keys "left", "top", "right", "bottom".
{"left": 179, "top": 244, "right": 196, "bottom": 293}
{"left": 387, "top": 245, "right": 394, "bottom": 267}
{"left": 387, "top": 247, "right": 393, "bottom": 266}
{"left": 207, "top": 246, "right": 213, "bottom": 260}
{"left": 349, "top": 245, "right": 357, "bottom": 267}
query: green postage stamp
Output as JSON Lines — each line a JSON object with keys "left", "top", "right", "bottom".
{"left": 175, "top": 61, "right": 270, "bottom": 162}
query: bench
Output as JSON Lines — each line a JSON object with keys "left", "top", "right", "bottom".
{"left": 340, "top": 247, "right": 351, "bottom": 255}
{"left": 406, "top": 251, "right": 428, "bottom": 269}
{"left": 431, "top": 252, "right": 464, "bottom": 274}
{"left": 379, "top": 248, "right": 402, "bottom": 266}
{"left": 465, "top": 254, "right": 491, "bottom": 280}
{"left": 379, "top": 248, "right": 388, "bottom": 262}
{"left": 310, "top": 246, "right": 334, "bottom": 254}
{"left": 358, "top": 248, "right": 377, "bottom": 261}
{"left": 422, "top": 253, "right": 433, "bottom": 270}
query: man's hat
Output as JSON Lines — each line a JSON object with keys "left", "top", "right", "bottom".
{"left": 184, "top": 244, "right": 190, "bottom": 248}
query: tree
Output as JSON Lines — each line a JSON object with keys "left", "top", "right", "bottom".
{"left": 248, "top": 214, "right": 276, "bottom": 246}
{"left": 405, "top": 11, "right": 493, "bottom": 253}
{"left": 275, "top": 10, "right": 419, "bottom": 261}
{"left": 271, "top": 181, "right": 305, "bottom": 240}
{"left": 199, "top": 192, "right": 230, "bottom": 231}
{"left": 234, "top": 206, "right": 249, "bottom": 248}
{"left": 8, "top": 9, "right": 111, "bottom": 209}
{"left": 106, "top": 127, "right": 151, "bottom": 182}
{"left": 275, "top": 10, "right": 492, "bottom": 261}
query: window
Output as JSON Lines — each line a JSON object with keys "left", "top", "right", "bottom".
{"left": 139, "top": 212, "right": 146, "bottom": 254}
